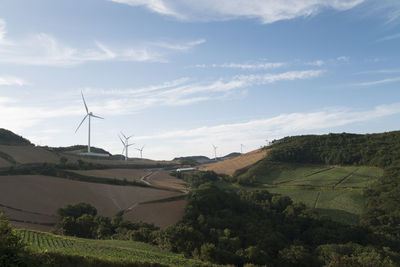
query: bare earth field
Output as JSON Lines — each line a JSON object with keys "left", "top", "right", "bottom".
{"left": 0, "top": 145, "right": 62, "bottom": 164}
{"left": 124, "top": 199, "right": 187, "bottom": 228}
{"left": 0, "top": 175, "right": 185, "bottom": 230}
{"left": 0, "top": 156, "right": 12, "bottom": 168}
{"left": 146, "top": 171, "right": 188, "bottom": 192}
{"left": 203, "top": 149, "right": 267, "bottom": 176}
{"left": 70, "top": 168, "right": 148, "bottom": 182}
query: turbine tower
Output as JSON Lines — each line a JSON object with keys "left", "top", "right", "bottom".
{"left": 240, "top": 144, "right": 244, "bottom": 154}
{"left": 119, "top": 132, "right": 134, "bottom": 161}
{"left": 212, "top": 144, "right": 218, "bottom": 161}
{"left": 75, "top": 92, "right": 104, "bottom": 153}
{"left": 135, "top": 145, "right": 145, "bottom": 158}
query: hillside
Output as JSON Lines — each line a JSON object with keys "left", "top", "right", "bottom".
{"left": 203, "top": 148, "right": 267, "bottom": 176}
{"left": 0, "top": 128, "right": 32, "bottom": 146}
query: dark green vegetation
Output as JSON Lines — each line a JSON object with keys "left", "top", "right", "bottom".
{"left": 1, "top": 212, "right": 173, "bottom": 267}
{"left": 55, "top": 203, "right": 159, "bottom": 241}
{"left": 0, "top": 128, "right": 32, "bottom": 146}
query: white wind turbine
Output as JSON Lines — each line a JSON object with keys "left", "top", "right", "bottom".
{"left": 75, "top": 92, "right": 104, "bottom": 153}
{"left": 240, "top": 144, "right": 245, "bottom": 154}
{"left": 135, "top": 145, "right": 145, "bottom": 158}
{"left": 119, "top": 132, "right": 134, "bottom": 161}
{"left": 212, "top": 144, "right": 218, "bottom": 161}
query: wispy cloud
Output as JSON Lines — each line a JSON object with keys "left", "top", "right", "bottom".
{"left": 152, "top": 39, "right": 206, "bottom": 51}
{"left": 0, "top": 75, "right": 28, "bottom": 86}
{"left": 305, "top": 60, "right": 325, "bottom": 66}
{"left": 353, "top": 77, "right": 400, "bottom": 87}
{"left": 83, "top": 70, "right": 324, "bottom": 115}
{"left": 197, "top": 61, "right": 287, "bottom": 70}
{"left": 0, "top": 19, "right": 6, "bottom": 42}
{"left": 376, "top": 32, "right": 400, "bottom": 43}
{"left": 0, "top": 19, "right": 204, "bottom": 66}
{"left": 355, "top": 69, "right": 400, "bottom": 75}
{"left": 110, "top": 0, "right": 364, "bottom": 23}
{"left": 134, "top": 103, "right": 400, "bottom": 159}
{"left": 337, "top": 56, "right": 350, "bottom": 62}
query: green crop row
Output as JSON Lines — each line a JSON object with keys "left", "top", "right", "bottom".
{"left": 16, "top": 229, "right": 211, "bottom": 267}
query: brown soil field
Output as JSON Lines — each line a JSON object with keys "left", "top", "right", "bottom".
{"left": 0, "top": 145, "right": 62, "bottom": 164}
{"left": 203, "top": 149, "right": 268, "bottom": 176}
{"left": 0, "top": 175, "right": 183, "bottom": 230}
{"left": 123, "top": 199, "right": 187, "bottom": 228}
{"left": 146, "top": 171, "right": 187, "bottom": 192}
{"left": 70, "top": 169, "right": 148, "bottom": 182}
{"left": 0, "top": 157, "right": 12, "bottom": 168}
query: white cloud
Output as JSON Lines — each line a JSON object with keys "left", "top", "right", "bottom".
{"left": 0, "top": 75, "right": 28, "bottom": 86}
{"left": 376, "top": 32, "right": 400, "bottom": 43}
{"left": 153, "top": 39, "right": 206, "bottom": 50}
{"left": 0, "top": 19, "right": 6, "bottom": 42}
{"left": 110, "top": 0, "right": 364, "bottom": 23}
{"left": 83, "top": 70, "right": 324, "bottom": 114}
{"left": 353, "top": 77, "right": 400, "bottom": 87}
{"left": 0, "top": 19, "right": 203, "bottom": 66}
{"left": 134, "top": 103, "right": 400, "bottom": 159}
{"left": 211, "top": 62, "right": 286, "bottom": 70}
{"left": 305, "top": 60, "right": 325, "bottom": 66}
{"left": 337, "top": 56, "right": 350, "bottom": 62}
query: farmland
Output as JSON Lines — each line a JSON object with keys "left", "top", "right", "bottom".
{"left": 203, "top": 148, "right": 267, "bottom": 176}
{"left": 0, "top": 175, "right": 186, "bottom": 229}
{"left": 239, "top": 164, "right": 383, "bottom": 224}
{"left": 16, "top": 229, "right": 211, "bottom": 266}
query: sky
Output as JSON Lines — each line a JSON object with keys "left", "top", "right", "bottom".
{"left": 0, "top": 0, "right": 400, "bottom": 160}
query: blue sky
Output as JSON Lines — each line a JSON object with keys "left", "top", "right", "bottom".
{"left": 0, "top": 0, "right": 400, "bottom": 160}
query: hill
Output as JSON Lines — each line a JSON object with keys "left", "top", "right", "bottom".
{"left": 0, "top": 128, "right": 32, "bottom": 146}
{"left": 47, "top": 145, "right": 112, "bottom": 156}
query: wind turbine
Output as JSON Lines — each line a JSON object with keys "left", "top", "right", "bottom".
{"left": 240, "top": 144, "right": 245, "bottom": 154}
{"left": 212, "top": 144, "right": 218, "bottom": 161}
{"left": 119, "top": 132, "right": 134, "bottom": 161}
{"left": 75, "top": 92, "right": 104, "bottom": 153}
{"left": 135, "top": 145, "right": 145, "bottom": 158}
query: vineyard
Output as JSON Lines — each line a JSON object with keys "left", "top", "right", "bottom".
{"left": 16, "top": 229, "right": 211, "bottom": 266}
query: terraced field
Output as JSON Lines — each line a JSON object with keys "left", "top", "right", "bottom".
{"left": 244, "top": 165, "right": 383, "bottom": 225}
{"left": 16, "top": 229, "right": 210, "bottom": 266}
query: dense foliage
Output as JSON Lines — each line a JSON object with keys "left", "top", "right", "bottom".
{"left": 56, "top": 203, "right": 158, "bottom": 241}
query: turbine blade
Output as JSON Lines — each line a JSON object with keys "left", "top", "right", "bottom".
{"left": 81, "top": 91, "right": 89, "bottom": 114}
{"left": 127, "top": 134, "right": 134, "bottom": 139}
{"left": 75, "top": 114, "right": 88, "bottom": 133}
{"left": 122, "top": 147, "right": 125, "bottom": 154}
{"left": 127, "top": 143, "right": 135, "bottom": 147}
{"left": 120, "top": 131, "right": 127, "bottom": 139}
{"left": 118, "top": 135, "right": 125, "bottom": 146}
{"left": 91, "top": 114, "right": 104, "bottom": 119}
{"left": 135, "top": 148, "right": 141, "bottom": 151}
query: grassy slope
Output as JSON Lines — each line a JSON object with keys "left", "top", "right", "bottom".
{"left": 16, "top": 229, "right": 211, "bottom": 267}
{"left": 232, "top": 162, "right": 383, "bottom": 225}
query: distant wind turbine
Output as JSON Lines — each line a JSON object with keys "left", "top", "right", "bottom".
{"left": 119, "top": 132, "right": 134, "bottom": 161}
{"left": 135, "top": 145, "right": 145, "bottom": 158}
{"left": 212, "top": 144, "right": 218, "bottom": 161}
{"left": 75, "top": 92, "right": 104, "bottom": 153}
{"left": 240, "top": 144, "right": 245, "bottom": 154}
